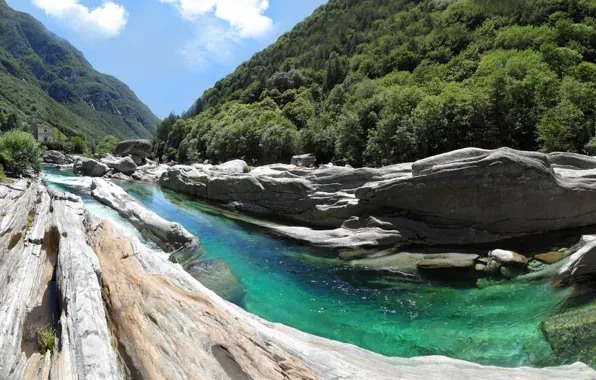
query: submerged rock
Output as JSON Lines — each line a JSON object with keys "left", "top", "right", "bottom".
{"left": 543, "top": 300, "right": 596, "bottom": 368}
{"left": 417, "top": 253, "right": 479, "bottom": 270}
{"left": 186, "top": 259, "right": 246, "bottom": 303}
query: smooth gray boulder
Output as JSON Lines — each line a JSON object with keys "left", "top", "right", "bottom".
{"left": 91, "top": 178, "right": 201, "bottom": 255}
{"left": 291, "top": 153, "right": 316, "bottom": 167}
{"left": 358, "top": 148, "right": 596, "bottom": 243}
{"left": 43, "top": 150, "right": 65, "bottom": 164}
{"left": 73, "top": 157, "right": 109, "bottom": 177}
{"left": 157, "top": 147, "right": 596, "bottom": 248}
{"left": 114, "top": 139, "right": 152, "bottom": 159}
{"left": 102, "top": 155, "right": 137, "bottom": 175}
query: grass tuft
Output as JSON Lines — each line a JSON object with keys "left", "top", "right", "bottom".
{"left": 37, "top": 325, "right": 56, "bottom": 354}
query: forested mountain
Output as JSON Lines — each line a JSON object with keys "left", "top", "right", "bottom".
{"left": 0, "top": 0, "right": 159, "bottom": 142}
{"left": 155, "top": 0, "right": 596, "bottom": 167}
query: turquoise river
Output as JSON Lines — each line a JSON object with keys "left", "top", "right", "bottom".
{"left": 43, "top": 166, "right": 574, "bottom": 368}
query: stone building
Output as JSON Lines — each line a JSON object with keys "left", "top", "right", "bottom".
{"left": 30, "top": 105, "right": 54, "bottom": 143}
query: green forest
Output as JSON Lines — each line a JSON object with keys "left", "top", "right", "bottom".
{"left": 154, "top": 0, "right": 596, "bottom": 167}
{"left": 0, "top": 0, "right": 159, "bottom": 143}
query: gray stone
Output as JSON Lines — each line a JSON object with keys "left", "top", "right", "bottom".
{"left": 43, "top": 150, "right": 65, "bottom": 164}
{"left": 114, "top": 139, "right": 152, "bottom": 159}
{"left": 103, "top": 155, "right": 137, "bottom": 175}
{"left": 489, "top": 249, "right": 528, "bottom": 266}
{"left": 90, "top": 178, "right": 201, "bottom": 255}
{"left": 150, "top": 147, "right": 596, "bottom": 252}
{"left": 560, "top": 240, "right": 596, "bottom": 282}
{"left": 74, "top": 157, "right": 109, "bottom": 177}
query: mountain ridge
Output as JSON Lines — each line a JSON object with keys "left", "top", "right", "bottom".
{"left": 0, "top": 0, "right": 159, "bottom": 142}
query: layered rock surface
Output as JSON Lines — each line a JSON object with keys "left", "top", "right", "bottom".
{"left": 1, "top": 179, "right": 594, "bottom": 379}
{"left": 90, "top": 178, "right": 200, "bottom": 255}
{"left": 157, "top": 148, "right": 596, "bottom": 248}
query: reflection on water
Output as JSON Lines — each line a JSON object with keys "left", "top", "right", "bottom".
{"left": 44, "top": 166, "right": 572, "bottom": 368}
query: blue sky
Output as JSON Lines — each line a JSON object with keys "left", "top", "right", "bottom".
{"left": 6, "top": 0, "right": 327, "bottom": 118}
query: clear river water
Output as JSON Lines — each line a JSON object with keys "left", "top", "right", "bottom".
{"left": 43, "top": 166, "right": 573, "bottom": 368}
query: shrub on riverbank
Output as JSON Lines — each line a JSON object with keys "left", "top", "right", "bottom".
{"left": 0, "top": 131, "right": 42, "bottom": 176}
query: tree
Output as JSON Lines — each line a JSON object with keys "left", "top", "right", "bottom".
{"left": 97, "top": 136, "right": 120, "bottom": 157}
{"left": 0, "top": 130, "right": 42, "bottom": 176}
{"left": 70, "top": 136, "right": 88, "bottom": 155}
{"left": 538, "top": 100, "right": 589, "bottom": 153}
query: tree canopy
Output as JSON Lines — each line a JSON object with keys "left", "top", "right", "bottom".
{"left": 155, "top": 0, "right": 596, "bottom": 166}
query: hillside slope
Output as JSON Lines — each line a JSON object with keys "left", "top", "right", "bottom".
{"left": 0, "top": 0, "right": 159, "bottom": 142}
{"left": 155, "top": 0, "right": 596, "bottom": 166}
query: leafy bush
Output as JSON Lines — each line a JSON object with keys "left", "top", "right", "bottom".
{"left": 243, "top": 165, "right": 254, "bottom": 173}
{"left": 96, "top": 136, "right": 119, "bottom": 157}
{"left": 0, "top": 130, "right": 42, "bottom": 176}
{"left": 0, "top": 165, "right": 5, "bottom": 182}
{"left": 69, "top": 136, "right": 88, "bottom": 155}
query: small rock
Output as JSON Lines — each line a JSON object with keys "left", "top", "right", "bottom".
{"left": 475, "top": 263, "right": 487, "bottom": 272}
{"left": 74, "top": 158, "right": 109, "bottom": 177}
{"left": 534, "top": 251, "right": 573, "bottom": 264}
{"left": 528, "top": 260, "right": 547, "bottom": 272}
{"left": 43, "top": 150, "right": 66, "bottom": 164}
{"left": 489, "top": 249, "right": 528, "bottom": 266}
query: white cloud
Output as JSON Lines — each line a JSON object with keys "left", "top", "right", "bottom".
{"left": 180, "top": 17, "right": 240, "bottom": 69}
{"left": 32, "top": 0, "right": 128, "bottom": 38}
{"left": 160, "top": 0, "right": 272, "bottom": 37}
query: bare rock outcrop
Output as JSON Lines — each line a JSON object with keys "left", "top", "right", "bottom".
{"left": 74, "top": 157, "right": 109, "bottom": 177}
{"left": 90, "top": 178, "right": 201, "bottom": 255}
{"left": 87, "top": 220, "right": 595, "bottom": 380}
{"left": 1, "top": 179, "right": 595, "bottom": 379}
{"left": 158, "top": 148, "right": 596, "bottom": 248}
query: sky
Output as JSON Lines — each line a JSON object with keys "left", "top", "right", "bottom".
{"left": 6, "top": 0, "right": 327, "bottom": 118}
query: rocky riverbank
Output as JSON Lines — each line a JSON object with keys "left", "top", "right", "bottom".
{"left": 60, "top": 145, "right": 596, "bottom": 251}
{"left": 2, "top": 178, "right": 595, "bottom": 379}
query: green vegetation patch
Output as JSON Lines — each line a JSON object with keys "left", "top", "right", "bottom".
{"left": 36, "top": 325, "right": 55, "bottom": 355}
{"left": 154, "top": 0, "right": 596, "bottom": 167}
